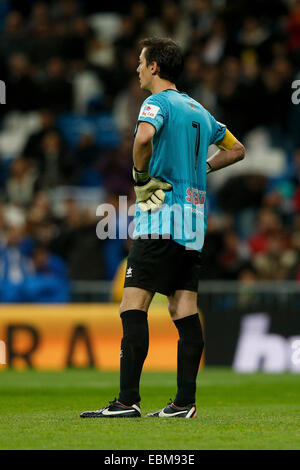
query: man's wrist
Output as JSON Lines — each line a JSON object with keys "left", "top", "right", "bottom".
{"left": 133, "top": 166, "right": 151, "bottom": 185}
{"left": 206, "top": 162, "right": 213, "bottom": 174}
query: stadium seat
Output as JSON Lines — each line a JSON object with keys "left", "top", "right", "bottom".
{"left": 57, "top": 113, "right": 120, "bottom": 148}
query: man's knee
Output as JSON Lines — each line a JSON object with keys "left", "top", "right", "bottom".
{"left": 168, "top": 299, "right": 177, "bottom": 319}
{"left": 168, "top": 290, "right": 198, "bottom": 321}
{"left": 120, "top": 287, "right": 153, "bottom": 315}
{"left": 168, "top": 300, "right": 198, "bottom": 321}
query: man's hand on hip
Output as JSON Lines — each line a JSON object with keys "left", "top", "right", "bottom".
{"left": 133, "top": 167, "right": 172, "bottom": 212}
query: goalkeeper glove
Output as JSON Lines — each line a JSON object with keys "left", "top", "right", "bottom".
{"left": 206, "top": 161, "right": 213, "bottom": 174}
{"left": 133, "top": 167, "right": 172, "bottom": 212}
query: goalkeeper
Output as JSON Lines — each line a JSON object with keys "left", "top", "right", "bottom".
{"left": 81, "top": 37, "right": 245, "bottom": 419}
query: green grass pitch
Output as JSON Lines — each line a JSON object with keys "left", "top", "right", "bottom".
{"left": 0, "top": 369, "right": 299, "bottom": 450}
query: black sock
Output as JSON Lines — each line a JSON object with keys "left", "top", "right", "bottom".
{"left": 173, "top": 313, "right": 204, "bottom": 407}
{"left": 118, "top": 310, "right": 149, "bottom": 405}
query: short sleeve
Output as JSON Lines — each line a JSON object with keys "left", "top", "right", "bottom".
{"left": 136, "top": 95, "right": 167, "bottom": 134}
{"left": 208, "top": 113, "right": 226, "bottom": 145}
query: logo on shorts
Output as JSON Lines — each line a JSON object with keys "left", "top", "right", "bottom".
{"left": 126, "top": 266, "right": 133, "bottom": 278}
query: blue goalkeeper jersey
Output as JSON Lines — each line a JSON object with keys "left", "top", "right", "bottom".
{"left": 133, "top": 89, "right": 226, "bottom": 251}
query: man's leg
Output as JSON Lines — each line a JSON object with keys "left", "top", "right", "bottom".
{"left": 118, "top": 287, "right": 154, "bottom": 405}
{"left": 168, "top": 290, "right": 204, "bottom": 407}
{"left": 80, "top": 286, "right": 153, "bottom": 418}
{"left": 146, "top": 290, "right": 203, "bottom": 418}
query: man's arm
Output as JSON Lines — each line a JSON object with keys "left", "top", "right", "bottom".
{"left": 207, "top": 129, "right": 245, "bottom": 173}
{"left": 133, "top": 122, "right": 155, "bottom": 172}
{"left": 132, "top": 122, "right": 172, "bottom": 211}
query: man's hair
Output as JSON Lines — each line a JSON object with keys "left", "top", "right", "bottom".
{"left": 140, "top": 37, "right": 184, "bottom": 83}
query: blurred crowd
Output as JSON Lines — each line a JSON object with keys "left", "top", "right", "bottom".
{"left": 0, "top": 0, "right": 300, "bottom": 302}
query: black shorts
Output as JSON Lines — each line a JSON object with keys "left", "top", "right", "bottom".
{"left": 124, "top": 237, "right": 202, "bottom": 296}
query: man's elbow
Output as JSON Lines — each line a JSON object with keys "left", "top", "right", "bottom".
{"left": 235, "top": 141, "right": 245, "bottom": 162}
{"left": 135, "top": 133, "right": 153, "bottom": 147}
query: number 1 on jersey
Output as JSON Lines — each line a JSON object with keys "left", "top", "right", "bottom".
{"left": 192, "top": 121, "right": 200, "bottom": 169}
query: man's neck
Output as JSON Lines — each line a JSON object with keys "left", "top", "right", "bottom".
{"left": 150, "top": 80, "right": 177, "bottom": 95}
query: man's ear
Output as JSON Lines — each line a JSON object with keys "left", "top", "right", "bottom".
{"left": 151, "top": 61, "right": 160, "bottom": 76}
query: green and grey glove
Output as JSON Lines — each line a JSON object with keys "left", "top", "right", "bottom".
{"left": 206, "top": 162, "right": 213, "bottom": 174}
{"left": 133, "top": 167, "right": 172, "bottom": 212}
